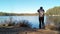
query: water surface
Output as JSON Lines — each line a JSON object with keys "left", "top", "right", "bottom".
{"left": 0, "top": 16, "right": 47, "bottom": 28}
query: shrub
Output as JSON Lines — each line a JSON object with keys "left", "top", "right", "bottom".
{"left": 46, "top": 24, "right": 60, "bottom": 31}
{"left": 18, "top": 20, "right": 32, "bottom": 28}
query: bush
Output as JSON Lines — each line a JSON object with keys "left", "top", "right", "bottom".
{"left": 3, "top": 24, "right": 6, "bottom": 26}
{"left": 8, "top": 22, "right": 16, "bottom": 26}
{"left": 46, "top": 24, "right": 60, "bottom": 31}
{"left": 0, "top": 17, "right": 32, "bottom": 28}
{"left": 18, "top": 20, "right": 32, "bottom": 28}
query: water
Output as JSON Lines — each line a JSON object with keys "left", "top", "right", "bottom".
{"left": 0, "top": 16, "right": 60, "bottom": 34}
{"left": 0, "top": 16, "right": 46, "bottom": 28}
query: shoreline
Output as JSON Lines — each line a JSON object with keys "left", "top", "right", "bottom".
{"left": 0, "top": 27, "right": 59, "bottom": 34}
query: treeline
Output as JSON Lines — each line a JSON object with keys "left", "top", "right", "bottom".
{"left": 0, "top": 12, "right": 38, "bottom": 16}
{"left": 0, "top": 12, "right": 17, "bottom": 16}
{"left": 46, "top": 6, "right": 60, "bottom": 15}
{"left": 1, "top": 6, "right": 60, "bottom": 16}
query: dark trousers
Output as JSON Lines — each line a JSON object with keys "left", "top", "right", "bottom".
{"left": 39, "top": 17, "right": 45, "bottom": 29}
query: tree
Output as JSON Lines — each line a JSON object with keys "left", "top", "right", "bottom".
{"left": 46, "top": 6, "right": 60, "bottom": 15}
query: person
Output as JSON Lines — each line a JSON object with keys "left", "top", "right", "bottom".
{"left": 37, "top": 7, "right": 45, "bottom": 29}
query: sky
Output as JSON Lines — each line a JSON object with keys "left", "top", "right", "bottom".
{"left": 0, "top": 0, "right": 60, "bottom": 13}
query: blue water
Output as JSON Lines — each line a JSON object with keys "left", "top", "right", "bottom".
{"left": 0, "top": 16, "right": 46, "bottom": 28}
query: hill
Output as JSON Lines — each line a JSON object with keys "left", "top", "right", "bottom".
{"left": 46, "top": 6, "right": 60, "bottom": 15}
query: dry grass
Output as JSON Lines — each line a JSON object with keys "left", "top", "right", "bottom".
{"left": 18, "top": 29, "right": 59, "bottom": 34}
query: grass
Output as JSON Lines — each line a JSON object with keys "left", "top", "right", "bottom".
{"left": 17, "top": 20, "right": 32, "bottom": 28}
{"left": 0, "top": 19, "right": 32, "bottom": 28}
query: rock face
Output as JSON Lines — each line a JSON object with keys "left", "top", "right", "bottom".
{"left": 18, "top": 29, "right": 59, "bottom": 34}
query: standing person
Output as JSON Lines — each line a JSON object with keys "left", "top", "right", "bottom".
{"left": 37, "top": 7, "right": 45, "bottom": 29}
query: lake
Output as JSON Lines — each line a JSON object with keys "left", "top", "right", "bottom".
{"left": 0, "top": 16, "right": 60, "bottom": 28}
{"left": 0, "top": 16, "right": 60, "bottom": 34}
{"left": 0, "top": 16, "right": 47, "bottom": 28}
